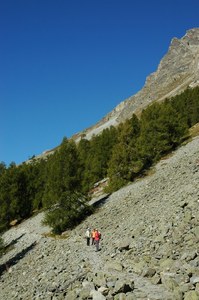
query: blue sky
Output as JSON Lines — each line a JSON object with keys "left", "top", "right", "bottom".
{"left": 1, "top": 0, "right": 199, "bottom": 166}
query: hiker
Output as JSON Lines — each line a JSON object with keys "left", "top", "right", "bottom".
{"left": 94, "top": 229, "right": 101, "bottom": 251}
{"left": 91, "top": 228, "right": 96, "bottom": 245}
{"left": 85, "top": 228, "right": 91, "bottom": 246}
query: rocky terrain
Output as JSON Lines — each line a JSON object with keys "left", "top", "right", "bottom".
{"left": 0, "top": 132, "right": 199, "bottom": 299}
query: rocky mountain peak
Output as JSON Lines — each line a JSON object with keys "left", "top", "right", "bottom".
{"left": 73, "top": 28, "right": 199, "bottom": 142}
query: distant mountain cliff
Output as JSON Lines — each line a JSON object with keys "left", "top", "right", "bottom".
{"left": 37, "top": 28, "right": 199, "bottom": 159}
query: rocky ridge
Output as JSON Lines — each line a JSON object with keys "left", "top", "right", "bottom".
{"left": 0, "top": 133, "right": 199, "bottom": 299}
{"left": 80, "top": 28, "right": 199, "bottom": 140}
{"left": 35, "top": 28, "right": 199, "bottom": 161}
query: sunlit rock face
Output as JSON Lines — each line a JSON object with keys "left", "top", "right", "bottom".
{"left": 77, "top": 28, "right": 199, "bottom": 140}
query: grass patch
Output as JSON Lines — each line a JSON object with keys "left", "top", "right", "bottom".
{"left": 189, "top": 122, "right": 199, "bottom": 138}
{"left": 41, "top": 231, "right": 69, "bottom": 239}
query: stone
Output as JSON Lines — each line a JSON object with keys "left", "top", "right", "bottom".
{"left": 113, "top": 279, "right": 134, "bottom": 295}
{"left": 90, "top": 290, "right": 106, "bottom": 300}
{"left": 184, "top": 291, "right": 199, "bottom": 300}
{"left": 160, "top": 272, "right": 179, "bottom": 291}
{"left": 106, "top": 262, "right": 123, "bottom": 272}
{"left": 142, "top": 267, "right": 156, "bottom": 278}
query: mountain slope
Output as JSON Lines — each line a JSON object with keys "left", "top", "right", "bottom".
{"left": 1, "top": 132, "right": 199, "bottom": 299}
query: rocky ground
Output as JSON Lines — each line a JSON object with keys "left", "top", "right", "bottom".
{"left": 0, "top": 135, "right": 199, "bottom": 300}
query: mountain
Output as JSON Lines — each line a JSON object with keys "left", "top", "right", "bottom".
{"left": 33, "top": 28, "right": 199, "bottom": 160}
{"left": 72, "top": 28, "right": 199, "bottom": 142}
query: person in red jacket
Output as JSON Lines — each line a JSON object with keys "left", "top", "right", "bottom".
{"left": 91, "top": 229, "right": 96, "bottom": 245}
{"left": 94, "top": 229, "right": 101, "bottom": 251}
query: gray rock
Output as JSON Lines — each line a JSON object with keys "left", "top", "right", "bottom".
{"left": 90, "top": 290, "right": 106, "bottom": 300}
{"left": 113, "top": 279, "right": 134, "bottom": 295}
{"left": 184, "top": 290, "right": 199, "bottom": 300}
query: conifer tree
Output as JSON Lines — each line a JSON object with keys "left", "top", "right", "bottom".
{"left": 137, "top": 101, "right": 188, "bottom": 167}
{"left": 107, "top": 115, "right": 141, "bottom": 191}
{"left": 42, "top": 137, "right": 81, "bottom": 207}
{"left": 77, "top": 138, "right": 92, "bottom": 193}
{"left": 43, "top": 190, "right": 93, "bottom": 234}
{"left": 77, "top": 126, "right": 118, "bottom": 192}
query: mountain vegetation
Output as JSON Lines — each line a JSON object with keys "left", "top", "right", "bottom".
{"left": 0, "top": 86, "right": 199, "bottom": 235}
{"left": 0, "top": 236, "right": 4, "bottom": 257}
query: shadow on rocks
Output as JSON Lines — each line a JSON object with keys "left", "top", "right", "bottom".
{"left": 4, "top": 233, "right": 26, "bottom": 250}
{"left": 0, "top": 241, "right": 37, "bottom": 277}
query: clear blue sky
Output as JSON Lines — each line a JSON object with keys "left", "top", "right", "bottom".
{"left": 1, "top": 0, "right": 199, "bottom": 166}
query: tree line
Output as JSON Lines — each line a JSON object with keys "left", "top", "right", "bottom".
{"left": 0, "top": 86, "right": 199, "bottom": 234}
